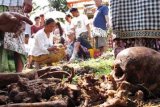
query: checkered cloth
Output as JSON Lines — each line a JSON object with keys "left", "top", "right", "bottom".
{"left": 0, "top": 0, "right": 23, "bottom": 6}
{"left": 0, "top": 0, "right": 23, "bottom": 13}
{"left": 110, "top": 0, "right": 160, "bottom": 38}
{"left": 107, "top": 36, "right": 113, "bottom": 48}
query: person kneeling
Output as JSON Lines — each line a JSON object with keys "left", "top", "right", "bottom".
{"left": 30, "top": 18, "right": 65, "bottom": 68}
{"left": 66, "top": 30, "right": 91, "bottom": 63}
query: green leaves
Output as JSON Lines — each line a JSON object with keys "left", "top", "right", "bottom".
{"left": 48, "top": 0, "right": 69, "bottom": 12}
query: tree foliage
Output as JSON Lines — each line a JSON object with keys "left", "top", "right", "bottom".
{"left": 30, "top": 1, "right": 40, "bottom": 16}
{"left": 48, "top": 0, "right": 69, "bottom": 12}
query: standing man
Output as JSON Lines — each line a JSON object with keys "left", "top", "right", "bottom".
{"left": 70, "top": 8, "right": 92, "bottom": 49}
{"left": 92, "top": 0, "right": 109, "bottom": 53}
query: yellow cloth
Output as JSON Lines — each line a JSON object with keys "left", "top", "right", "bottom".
{"left": 88, "top": 49, "right": 94, "bottom": 58}
{"left": 32, "top": 48, "right": 65, "bottom": 64}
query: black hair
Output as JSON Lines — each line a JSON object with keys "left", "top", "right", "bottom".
{"left": 40, "top": 14, "right": 44, "bottom": 17}
{"left": 25, "top": 34, "right": 29, "bottom": 38}
{"left": 44, "top": 18, "right": 55, "bottom": 26}
{"left": 34, "top": 16, "right": 40, "bottom": 21}
{"left": 65, "top": 14, "right": 72, "bottom": 19}
{"left": 56, "top": 22, "right": 63, "bottom": 36}
{"left": 70, "top": 8, "right": 78, "bottom": 12}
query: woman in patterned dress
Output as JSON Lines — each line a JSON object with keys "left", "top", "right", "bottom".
{"left": 0, "top": 0, "right": 32, "bottom": 72}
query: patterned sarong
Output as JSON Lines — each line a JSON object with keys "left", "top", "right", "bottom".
{"left": 110, "top": 0, "right": 160, "bottom": 38}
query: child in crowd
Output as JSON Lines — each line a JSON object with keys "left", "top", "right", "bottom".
{"left": 53, "top": 22, "right": 65, "bottom": 45}
{"left": 66, "top": 30, "right": 90, "bottom": 63}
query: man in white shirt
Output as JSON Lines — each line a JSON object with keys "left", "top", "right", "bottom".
{"left": 30, "top": 18, "right": 65, "bottom": 68}
{"left": 70, "top": 8, "right": 90, "bottom": 39}
{"left": 70, "top": 7, "right": 92, "bottom": 49}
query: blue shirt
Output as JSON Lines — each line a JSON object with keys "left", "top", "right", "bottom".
{"left": 93, "top": 5, "right": 109, "bottom": 30}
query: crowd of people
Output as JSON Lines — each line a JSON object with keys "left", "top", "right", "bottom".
{"left": 22, "top": 0, "right": 110, "bottom": 69}
{"left": 0, "top": 0, "right": 111, "bottom": 71}
{"left": 1, "top": 0, "right": 160, "bottom": 72}
{"left": 25, "top": 12, "right": 93, "bottom": 69}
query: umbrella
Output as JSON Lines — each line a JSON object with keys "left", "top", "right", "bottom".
{"left": 45, "top": 11, "right": 66, "bottom": 19}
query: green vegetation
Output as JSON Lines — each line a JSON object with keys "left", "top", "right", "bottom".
{"left": 80, "top": 57, "right": 113, "bottom": 75}
{"left": 48, "top": 0, "right": 68, "bottom": 12}
{"left": 68, "top": 53, "right": 114, "bottom": 75}
{"left": 70, "top": 55, "right": 114, "bottom": 84}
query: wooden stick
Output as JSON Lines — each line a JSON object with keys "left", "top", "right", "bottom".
{"left": 1, "top": 100, "right": 67, "bottom": 107}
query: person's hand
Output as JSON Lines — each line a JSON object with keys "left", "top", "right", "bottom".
{"left": 48, "top": 45, "right": 59, "bottom": 52}
{"left": 0, "top": 12, "right": 33, "bottom": 33}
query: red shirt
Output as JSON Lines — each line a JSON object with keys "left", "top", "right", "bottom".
{"left": 31, "top": 25, "right": 43, "bottom": 35}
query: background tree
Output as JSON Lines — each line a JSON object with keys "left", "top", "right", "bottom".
{"left": 30, "top": 1, "right": 40, "bottom": 16}
{"left": 48, "top": 0, "right": 69, "bottom": 12}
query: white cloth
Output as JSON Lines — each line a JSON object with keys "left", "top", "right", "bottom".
{"left": 24, "top": 44, "right": 30, "bottom": 54}
{"left": 71, "top": 14, "right": 90, "bottom": 38}
{"left": 25, "top": 23, "right": 31, "bottom": 37}
{"left": 31, "top": 28, "right": 53, "bottom": 56}
{"left": 64, "top": 22, "right": 72, "bottom": 40}
{"left": 65, "top": 22, "right": 72, "bottom": 34}
{"left": 28, "top": 37, "right": 35, "bottom": 55}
